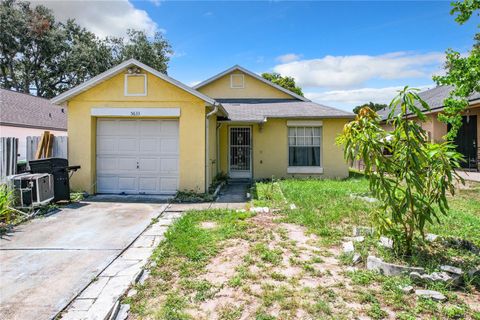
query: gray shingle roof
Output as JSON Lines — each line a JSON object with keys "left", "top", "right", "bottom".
{"left": 377, "top": 85, "right": 480, "bottom": 120}
{"left": 0, "top": 89, "right": 67, "bottom": 130}
{"left": 218, "top": 99, "right": 354, "bottom": 122}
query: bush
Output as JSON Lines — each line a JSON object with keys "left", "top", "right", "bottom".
{"left": 0, "top": 185, "right": 15, "bottom": 224}
{"left": 338, "top": 87, "right": 463, "bottom": 256}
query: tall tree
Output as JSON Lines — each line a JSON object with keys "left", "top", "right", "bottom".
{"left": 0, "top": 0, "right": 172, "bottom": 98}
{"left": 261, "top": 72, "right": 304, "bottom": 97}
{"left": 433, "top": 0, "right": 480, "bottom": 139}
{"left": 107, "top": 30, "right": 172, "bottom": 74}
{"left": 352, "top": 102, "right": 387, "bottom": 114}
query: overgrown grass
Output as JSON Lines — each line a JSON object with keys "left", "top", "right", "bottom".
{"left": 255, "top": 174, "right": 480, "bottom": 247}
{"left": 256, "top": 176, "right": 377, "bottom": 244}
{"left": 125, "top": 209, "right": 253, "bottom": 317}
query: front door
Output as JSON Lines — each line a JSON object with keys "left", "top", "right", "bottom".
{"left": 451, "top": 115, "right": 477, "bottom": 169}
{"left": 229, "top": 127, "right": 252, "bottom": 179}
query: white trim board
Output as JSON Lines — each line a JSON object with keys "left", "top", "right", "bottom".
{"left": 124, "top": 74, "right": 147, "bottom": 97}
{"left": 91, "top": 108, "right": 180, "bottom": 117}
{"left": 287, "top": 120, "right": 323, "bottom": 126}
{"left": 287, "top": 167, "right": 324, "bottom": 174}
{"left": 230, "top": 74, "right": 245, "bottom": 89}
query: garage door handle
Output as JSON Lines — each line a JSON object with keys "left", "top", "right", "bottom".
{"left": 136, "top": 162, "right": 139, "bottom": 169}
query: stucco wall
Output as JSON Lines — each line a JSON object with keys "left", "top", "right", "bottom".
{"left": 0, "top": 126, "right": 67, "bottom": 160}
{"left": 381, "top": 104, "right": 479, "bottom": 145}
{"left": 218, "top": 118, "right": 350, "bottom": 180}
{"left": 197, "top": 71, "right": 294, "bottom": 100}
{"left": 67, "top": 71, "right": 208, "bottom": 194}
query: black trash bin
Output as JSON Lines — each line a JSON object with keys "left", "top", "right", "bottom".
{"left": 29, "top": 158, "right": 71, "bottom": 202}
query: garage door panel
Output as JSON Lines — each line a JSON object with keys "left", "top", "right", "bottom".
{"left": 97, "top": 176, "right": 118, "bottom": 192}
{"left": 140, "top": 120, "right": 161, "bottom": 135}
{"left": 139, "top": 158, "right": 158, "bottom": 172}
{"left": 139, "top": 177, "right": 157, "bottom": 193}
{"left": 97, "top": 137, "right": 117, "bottom": 153}
{"left": 139, "top": 138, "right": 159, "bottom": 153}
{"left": 118, "top": 138, "right": 138, "bottom": 153}
{"left": 160, "top": 178, "right": 178, "bottom": 192}
{"left": 160, "top": 158, "right": 178, "bottom": 173}
{"left": 161, "top": 121, "right": 179, "bottom": 136}
{"left": 117, "top": 120, "right": 138, "bottom": 135}
{"left": 160, "top": 139, "right": 179, "bottom": 154}
{"left": 117, "top": 157, "right": 137, "bottom": 171}
{"left": 96, "top": 118, "right": 179, "bottom": 194}
{"left": 118, "top": 177, "right": 137, "bottom": 192}
{"left": 97, "top": 120, "right": 117, "bottom": 135}
{"left": 97, "top": 156, "right": 118, "bottom": 171}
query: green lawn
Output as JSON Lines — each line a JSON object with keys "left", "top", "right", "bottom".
{"left": 125, "top": 174, "right": 480, "bottom": 320}
{"left": 256, "top": 175, "right": 480, "bottom": 247}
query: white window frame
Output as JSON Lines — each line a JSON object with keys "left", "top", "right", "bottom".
{"left": 230, "top": 74, "right": 245, "bottom": 89}
{"left": 124, "top": 74, "right": 147, "bottom": 97}
{"left": 287, "top": 125, "right": 323, "bottom": 174}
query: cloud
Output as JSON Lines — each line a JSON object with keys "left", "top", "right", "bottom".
{"left": 276, "top": 53, "right": 302, "bottom": 63}
{"left": 306, "top": 84, "right": 433, "bottom": 110}
{"left": 203, "top": 11, "right": 214, "bottom": 17}
{"left": 274, "top": 52, "right": 444, "bottom": 89}
{"left": 35, "top": 0, "right": 161, "bottom": 38}
{"left": 149, "top": 0, "right": 162, "bottom": 7}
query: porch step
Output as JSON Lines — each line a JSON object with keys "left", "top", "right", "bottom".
{"left": 227, "top": 178, "right": 252, "bottom": 185}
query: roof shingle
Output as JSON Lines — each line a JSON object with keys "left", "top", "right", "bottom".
{"left": 218, "top": 99, "right": 354, "bottom": 122}
{"left": 0, "top": 89, "right": 67, "bottom": 130}
{"left": 377, "top": 85, "right": 480, "bottom": 120}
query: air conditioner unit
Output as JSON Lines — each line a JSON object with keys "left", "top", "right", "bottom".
{"left": 7, "top": 173, "right": 54, "bottom": 207}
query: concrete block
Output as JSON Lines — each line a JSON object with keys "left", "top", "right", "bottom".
{"left": 367, "top": 255, "right": 425, "bottom": 276}
{"left": 79, "top": 276, "right": 109, "bottom": 299}
{"left": 133, "top": 235, "right": 162, "bottom": 248}
{"left": 440, "top": 265, "right": 462, "bottom": 275}
{"left": 120, "top": 248, "right": 154, "bottom": 262}
{"left": 415, "top": 289, "right": 446, "bottom": 301}
{"left": 69, "top": 298, "right": 95, "bottom": 311}
{"left": 342, "top": 241, "right": 355, "bottom": 253}
{"left": 101, "top": 258, "right": 144, "bottom": 278}
{"left": 142, "top": 225, "right": 168, "bottom": 237}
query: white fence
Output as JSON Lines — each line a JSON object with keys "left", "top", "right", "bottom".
{"left": 26, "top": 136, "right": 68, "bottom": 162}
{"left": 0, "top": 137, "right": 18, "bottom": 182}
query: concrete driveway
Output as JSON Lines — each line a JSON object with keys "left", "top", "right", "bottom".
{"left": 0, "top": 200, "right": 167, "bottom": 320}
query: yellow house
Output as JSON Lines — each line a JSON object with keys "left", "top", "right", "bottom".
{"left": 52, "top": 59, "right": 354, "bottom": 195}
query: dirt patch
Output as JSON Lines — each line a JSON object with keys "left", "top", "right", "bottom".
{"left": 203, "top": 239, "right": 250, "bottom": 285}
{"left": 200, "top": 221, "right": 217, "bottom": 229}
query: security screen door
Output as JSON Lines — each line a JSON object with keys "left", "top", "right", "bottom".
{"left": 229, "top": 127, "right": 252, "bottom": 178}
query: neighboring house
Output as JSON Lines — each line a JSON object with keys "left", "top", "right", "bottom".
{"left": 0, "top": 88, "right": 67, "bottom": 160}
{"left": 377, "top": 86, "right": 480, "bottom": 171}
{"left": 51, "top": 59, "right": 354, "bottom": 195}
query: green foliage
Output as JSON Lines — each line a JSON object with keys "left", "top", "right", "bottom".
{"left": 353, "top": 101, "right": 388, "bottom": 115}
{"left": 0, "top": 185, "right": 15, "bottom": 223}
{"left": 261, "top": 72, "right": 304, "bottom": 96}
{"left": 433, "top": 0, "right": 479, "bottom": 139}
{"left": 450, "top": 0, "right": 480, "bottom": 25}
{"left": 338, "top": 87, "right": 464, "bottom": 255}
{"left": 0, "top": 0, "right": 172, "bottom": 98}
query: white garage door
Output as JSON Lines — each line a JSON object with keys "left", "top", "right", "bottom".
{"left": 96, "top": 119, "right": 179, "bottom": 194}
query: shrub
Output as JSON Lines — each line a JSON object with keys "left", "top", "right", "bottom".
{"left": 337, "top": 87, "right": 463, "bottom": 256}
{"left": 0, "top": 185, "right": 15, "bottom": 223}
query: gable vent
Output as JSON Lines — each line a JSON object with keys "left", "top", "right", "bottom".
{"left": 230, "top": 74, "right": 244, "bottom": 89}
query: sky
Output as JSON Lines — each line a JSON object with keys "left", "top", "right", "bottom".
{"left": 35, "top": 0, "right": 478, "bottom": 112}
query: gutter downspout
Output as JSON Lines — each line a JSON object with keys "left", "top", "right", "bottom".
{"left": 205, "top": 103, "right": 219, "bottom": 193}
